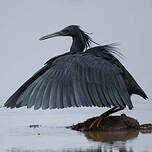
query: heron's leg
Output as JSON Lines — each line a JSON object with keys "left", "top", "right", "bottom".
{"left": 89, "top": 107, "right": 124, "bottom": 129}
{"left": 87, "top": 107, "right": 116, "bottom": 121}
{"left": 96, "top": 107, "right": 124, "bottom": 127}
{"left": 88, "top": 107, "right": 116, "bottom": 128}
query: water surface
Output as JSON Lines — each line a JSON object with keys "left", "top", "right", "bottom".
{"left": 0, "top": 102, "right": 151, "bottom": 152}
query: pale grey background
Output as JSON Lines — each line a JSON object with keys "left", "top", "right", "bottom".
{"left": 0, "top": 0, "right": 152, "bottom": 105}
{"left": 0, "top": 1, "right": 152, "bottom": 151}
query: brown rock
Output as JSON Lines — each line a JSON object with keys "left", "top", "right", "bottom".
{"left": 69, "top": 114, "right": 140, "bottom": 131}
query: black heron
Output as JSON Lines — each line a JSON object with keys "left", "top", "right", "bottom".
{"left": 4, "top": 25, "right": 148, "bottom": 128}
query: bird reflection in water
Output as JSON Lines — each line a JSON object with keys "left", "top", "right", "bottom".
{"left": 80, "top": 130, "right": 138, "bottom": 152}
{"left": 63, "top": 130, "right": 138, "bottom": 152}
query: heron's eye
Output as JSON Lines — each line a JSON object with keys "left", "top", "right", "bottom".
{"left": 64, "top": 29, "right": 70, "bottom": 33}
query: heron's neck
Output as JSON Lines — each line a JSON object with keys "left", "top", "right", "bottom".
{"left": 70, "top": 37, "right": 85, "bottom": 52}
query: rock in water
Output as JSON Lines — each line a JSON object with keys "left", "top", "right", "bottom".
{"left": 140, "top": 124, "right": 152, "bottom": 133}
{"left": 70, "top": 114, "right": 140, "bottom": 131}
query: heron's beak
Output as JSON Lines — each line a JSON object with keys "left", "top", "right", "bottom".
{"left": 39, "top": 31, "right": 62, "bottom": 40}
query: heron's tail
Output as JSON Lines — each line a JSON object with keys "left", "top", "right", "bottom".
{"left": 132, "top": 85, "right": 148, "bottom": 99}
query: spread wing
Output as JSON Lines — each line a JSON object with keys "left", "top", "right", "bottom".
{"left": 5, "top": 53, "right": 133, "bottom": 110}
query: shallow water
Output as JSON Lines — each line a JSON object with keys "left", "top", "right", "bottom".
{"left": 0, "top": 101, "right": 152, "bottom": 152}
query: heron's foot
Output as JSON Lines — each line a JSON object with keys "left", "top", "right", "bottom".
{"left": 87, "top": 116, "right": 98, "bottom": 121}
{"left": 88, "top": 114, "right": 108, "bottom": 129}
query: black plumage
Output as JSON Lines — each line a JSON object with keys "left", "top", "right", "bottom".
{"left": 4, "top": 25, "right": 148, "bottom": 111}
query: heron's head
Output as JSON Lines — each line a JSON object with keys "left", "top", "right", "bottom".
{"left": 39, "top": 25, "right": 86, "bottom": 39}
{"left": 39, "top": 25, "right": 95, "bottom": 50}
